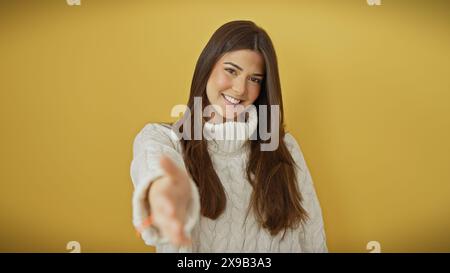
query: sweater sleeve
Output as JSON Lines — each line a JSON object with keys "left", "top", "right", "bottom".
{"left": 130, "top": 123, "right": 201, "bottom": 251}
{"left": 284, "top": 133, "right": 328, "bottom": 253}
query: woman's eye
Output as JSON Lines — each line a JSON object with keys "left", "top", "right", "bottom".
{"left": 250, "top": 77, "right": 262, "bottom": 84}
{"left": 225, "top": 68, "right": 237, "bottom": 75}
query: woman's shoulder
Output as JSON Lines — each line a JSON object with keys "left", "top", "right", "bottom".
{"left": 283, "top": 132, "right": 308, "bottom": 170}
{"left": 134, "top": 122, "right": 179, "bottom": 146}
{"left": 283, "top": 132, "right": 301, "bottom": 152}
{"left": 139, "top": 122, "right": 173, "bottom": 133}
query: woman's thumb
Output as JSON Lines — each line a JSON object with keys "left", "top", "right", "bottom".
{"left": 160, "top": 156, "right": 184, "bottom": 183}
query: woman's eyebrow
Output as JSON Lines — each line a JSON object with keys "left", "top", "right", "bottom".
{"left": 223, "top": 61, "right": 264, "bottom": 77}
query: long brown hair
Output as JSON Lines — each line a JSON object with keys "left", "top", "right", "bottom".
{"left": 180, "top": 20, "right": 308, "bottom": 236}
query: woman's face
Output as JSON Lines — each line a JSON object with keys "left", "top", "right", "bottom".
{"left": 206, "top": 49, "right": 265, "bottom": 123}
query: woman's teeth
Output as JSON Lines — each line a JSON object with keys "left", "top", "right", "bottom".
{"left": 223, "top": 94, "right": 241, "bottom": 105}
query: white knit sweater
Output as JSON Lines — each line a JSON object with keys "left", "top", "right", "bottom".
{"left": 130, "top": 110, "right": 328, "bottom": 253}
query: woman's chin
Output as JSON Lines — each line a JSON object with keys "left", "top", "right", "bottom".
{"left": 207, "top": 103, "right": 247, "bottom": 123}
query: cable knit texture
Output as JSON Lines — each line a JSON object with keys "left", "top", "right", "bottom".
{"left": 130, "top": 109, "right": 328, "bottom": 253}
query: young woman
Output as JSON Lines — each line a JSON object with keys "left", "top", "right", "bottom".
{"left": 130, "top": 20, "right": 328, "bottom": 253}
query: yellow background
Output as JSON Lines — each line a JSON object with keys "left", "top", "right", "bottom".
{"left": 1, "top": 0, "right": 449, "bottom": 252}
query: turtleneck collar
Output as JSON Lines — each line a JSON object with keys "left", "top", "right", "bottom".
{"left": 203, "top": 106, "right": 258, "bottom": 155}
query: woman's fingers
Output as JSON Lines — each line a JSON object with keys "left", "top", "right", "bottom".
{"left": 157, "top": 214, "right": 191, "bottom": 246}
{"left": 149, "top": 156, "right": 191, "bottom": 246}
{"left": 168, "top": 218, "right": 191, "bottom": 246}
{"left": 156, "top": 194, "right": 175, "bottom": 216}
{"left": 152, "top": 193, "right": 191, "bottom": 246}
{"left": 160, "top": 156, "right": 186, "bottom": 184}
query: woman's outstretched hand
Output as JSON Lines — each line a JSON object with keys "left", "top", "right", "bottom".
{"left": 148, "top": 156, "right": 192, "bottom": 246}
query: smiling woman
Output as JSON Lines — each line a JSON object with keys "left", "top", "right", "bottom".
{"left": 206, "top": 50, "right": 265, "bottom": 123}
{"left": 130, "top": 20, "right": 327, "bottom": 253}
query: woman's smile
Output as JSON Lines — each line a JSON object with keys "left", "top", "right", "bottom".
{"left": 222, "top": 93, "right": 242, "bottom": 106}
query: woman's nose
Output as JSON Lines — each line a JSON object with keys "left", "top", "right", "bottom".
{"left": 232, "top": 77, "right": 246, "bottom": 97}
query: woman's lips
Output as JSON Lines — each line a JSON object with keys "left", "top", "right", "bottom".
{"left": 222, "top": 94, "right": 241, "bottom": 106}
